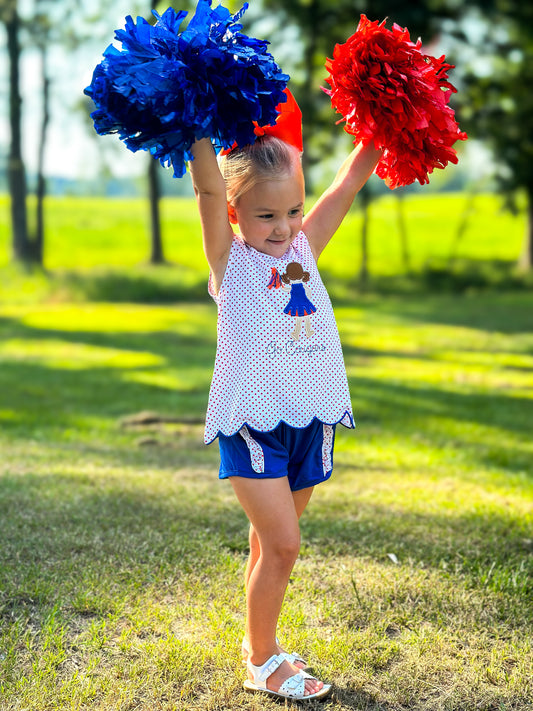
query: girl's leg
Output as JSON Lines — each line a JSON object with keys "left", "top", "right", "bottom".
{"left": 231, "top": 476, "right": 322, "bottom": 695}
{"left": 244, "top": 485, "right": 314, "bottom": 591}
{"left": 291, "top": 316, "right": 303, "bottom": 341}
{"left": 242, "top": 485, "right": 313, "bottom": 664}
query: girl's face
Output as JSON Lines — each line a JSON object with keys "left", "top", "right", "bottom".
{"left": 230, "top": 166, "right": 305, "bottom": 258}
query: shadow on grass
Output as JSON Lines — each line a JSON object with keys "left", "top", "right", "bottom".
{"left": 331, "top": 689, "right": 407, "bottom": 711}
{"left": 0, "top": 315, "right": 216, "bottom": 355}
{"left": 61, "top": 267, "right": 211, "bottom": 304}
{"left": 1, "top": 303, "right": 532, "bottom": 477}
{"left": 333, "top": 289, "right": 533, "bottom": 336}
{"left": 348, "top": 372, "right": 533, "bottom": 438}
{"left": 306, "top": 492, "right": 532, "bottom": 580}
{"left": 0, "top": 469, "right": 244, "bottom": 617}
{"left": 1, "top": 453, "right": 531, "bottom": 710}
{"left": 0, "top": 313, "right": 216, "bottom": 433}
{"left": 9, "top": 258, "right": 532, "bottom": 310}
{"left": 0, "top": 265, "right": 211, "bottom": 305}
{"left": 1, "top": 462, "right": 531, "bottom": 613}
{"left": 323, "top": 259, "right": 533, "bottom": 311}
{"left": 4, "top": 476, "right": 527, "bottom": 709}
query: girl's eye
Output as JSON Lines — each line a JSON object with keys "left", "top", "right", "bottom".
{"left": 259, "top": 214, "right": 273, "bottom": 220}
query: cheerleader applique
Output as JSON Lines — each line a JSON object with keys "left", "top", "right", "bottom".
{"left": 268, "top": 262, "right": 317, "bottom": 340}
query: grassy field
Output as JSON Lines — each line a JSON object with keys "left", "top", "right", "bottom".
{"left": 0, "top": 193, "right": 532, "bottom": 710}
{"left": 0, "top": 191, "right": 530, "bottom": 303}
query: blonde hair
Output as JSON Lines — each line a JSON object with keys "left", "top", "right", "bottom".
{"left": 220, "top": 136, "right": 302, "bottom": 207}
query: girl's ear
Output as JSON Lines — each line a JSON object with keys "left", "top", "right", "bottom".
{"left": 228, "top": 203, "right": 238, "bottom": 224}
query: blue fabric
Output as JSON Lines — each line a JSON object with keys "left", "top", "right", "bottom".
{"left": 84, "top": 1, "right": 289, "bottom": 178}
{"left": 283, "top": 282, "right": 317, "bottom": 317}
{"left": 218, "top": 420, "right": 336, "bottom": 492}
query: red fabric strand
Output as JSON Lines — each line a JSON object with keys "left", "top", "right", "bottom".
{"left": 222, "top": 87, "right": 303, "bottom": 155}
{"left": 323, "top": 15, "right": 467, "bottom": 188}
{"left": 253, "top": 88, "right": 303, "bottom": 152}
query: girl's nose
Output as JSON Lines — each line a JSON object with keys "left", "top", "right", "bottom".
{"left": 274, "top": 219, "right": 289, "bottom": 236}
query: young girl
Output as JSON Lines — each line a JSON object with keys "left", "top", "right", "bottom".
{"left": 190, "top": 99, "right": 381, "bottom": 700}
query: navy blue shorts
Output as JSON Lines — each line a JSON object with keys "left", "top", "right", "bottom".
{"left": 218, "top": 420, "right": 336, "bottom": 492}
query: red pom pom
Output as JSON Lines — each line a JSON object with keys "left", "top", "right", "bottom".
{"left": 324, "top": 15, "right": 467, "bottom": 188}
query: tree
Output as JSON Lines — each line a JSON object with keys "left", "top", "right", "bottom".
{"left": 2, "top": 0, "right": 31, "bottom": 263}
{"left": 2, "top": 0, "right": 83, "bottom": 265}
{"left": 147, "top": 156, "right": 164, "bottom": 264}
{"left": 452, "top": 4, "right": 533, "bottom": 270}
{"left": 29, "top": 0, "right": 55, "bottom": 264}
{"left": 358, "top": 184, "right": 371, "bottom": 288}
{"left": 146, "top": 0, "right": 196, "bottom": 265}
{"left": 147, "top": 0, "right": 165, "bottom": 265}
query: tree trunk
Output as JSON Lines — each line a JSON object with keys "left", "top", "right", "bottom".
{"left": 518, "top": 185, "right": 533, "bottom": 271}
{"left": 359, "top": 187, "right": 371, "bottom": 288}
{"left": 5, "top": 6, "right": 31, "bottom": 263}
{"left": 147, "top": 0, "right": 165, "bottom": 265}
{"left": 448, "top": 191, "right": 476, "bottom": 266}
{"left": 396, "top": 192, "right": 411, "bottom": 274}
{"left": 300, "top": 0, "right": 319, "bottom": 189}
{"left": 148, "top": 157, "right": 165, "bottom": 264}
{"left": 35, "top": 45, "right": 50, "bottom": 266}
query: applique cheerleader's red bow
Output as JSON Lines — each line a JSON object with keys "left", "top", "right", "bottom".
{"left": 222, "top": 88, "right": 303, "bottom": 154}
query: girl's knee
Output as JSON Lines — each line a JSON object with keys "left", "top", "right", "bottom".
{"left": 265, "top": 532, "right": 301, "bottom": 567}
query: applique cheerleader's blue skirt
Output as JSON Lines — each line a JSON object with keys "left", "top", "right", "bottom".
{"left": 283, "top": 282, "right": 316, "bottom": 317}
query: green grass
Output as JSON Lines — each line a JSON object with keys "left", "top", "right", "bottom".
{"left": 1, "top": 293, "right": 532, "bottom": 710}
{"left": 0, "top": 194, "right": 532, "bottom": 709}
{"left": 0, "top": 192, "right": 530, "bottom": 303}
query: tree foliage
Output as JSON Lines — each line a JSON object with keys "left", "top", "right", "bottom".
{"left": 258, "top": 0, "right": 464, "bottom": 182}
{"left": 451, "top": 3, "right": 533, "bottom": 267}
{"left": 453, "top": 7, "right": 532, "bottom": 192}
{"left": 1, "top": 0, "right": 84, "bottom": 264}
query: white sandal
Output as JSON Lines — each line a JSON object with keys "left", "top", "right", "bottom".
{"left": 243, "top": 653, "right": 331, "bottom": 701}
{"left": 241, "top": 637, "right": 309, "bottom": 669}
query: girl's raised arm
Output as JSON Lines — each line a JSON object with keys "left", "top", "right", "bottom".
{"left": 189, "top": 138, "right": 234, "bottom": 291}
{"left": 303, "top": 142, "right": 383, "bottom": 261}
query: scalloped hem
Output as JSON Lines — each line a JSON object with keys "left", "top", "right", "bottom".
{"left": 204, "top": 412, "right": 354, "bottom": 445}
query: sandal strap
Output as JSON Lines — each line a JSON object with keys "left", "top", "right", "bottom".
{"left": 278, "top": 671, "right": 306, "bottom": 696}
{"left": 243, "top": 637, "right": 308, "bottom": 668}
{"left": 247, "top": 654, "right": 284, "bottom": 685}
{"left": 281, "top": 651, "right": 308, "bottom": 666}
{"left": 245, "top": 655, "right": 329, "bottom": 700}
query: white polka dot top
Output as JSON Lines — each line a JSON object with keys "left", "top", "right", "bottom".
{"left": 204, "top": 231, "right": 354, "bottom": 444}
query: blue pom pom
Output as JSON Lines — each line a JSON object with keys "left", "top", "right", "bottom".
{"left": 84, "top": 0, "right": 289, "bottom": 178}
